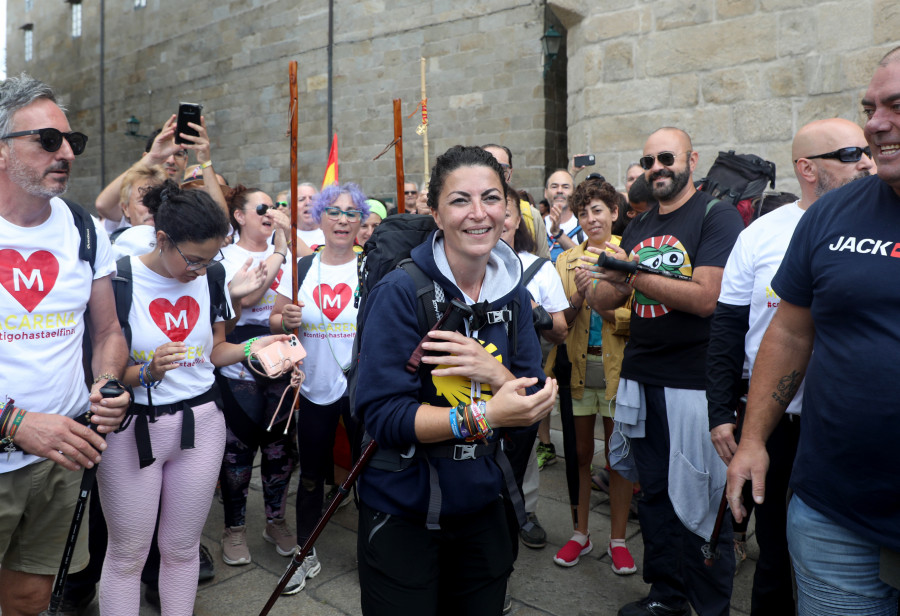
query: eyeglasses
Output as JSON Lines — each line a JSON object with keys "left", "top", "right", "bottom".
{"left": 254, "top": 204, "right": 270, "bottom": 215}
{"left": 404, "top": 191, "right": 418, "bottom": 196}
{"left": 165, "top": 233, "right": 224, "bottom": 271}
{"left": 639, "top": 151, "right": 690, "bottom": 170}
{"left": 173, "top": 150, "right": 189, "bottom": 160}
{"left": 274, "top": 201, "right": 289, "bottom": 209}
{"left": 323, "top": 206, "right": 362, "bottom": 221}
{"left": 0, "top": 128, "right": 88, "bottom": 156}
{"left": 796, "top": 146, "right": 872, "bottom": 164}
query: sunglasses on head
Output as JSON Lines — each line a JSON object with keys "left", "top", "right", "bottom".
{"left": 797, "top": 146, "right": 872, "bottom": 164}
{"left": 0, "top": 128, "right": 88, "bottom": 155}
{"left": 323, "top": 206, "right": 362, "bottom": 221}
{"left": 639, "top": 151, "right": 689, "bottom": 170}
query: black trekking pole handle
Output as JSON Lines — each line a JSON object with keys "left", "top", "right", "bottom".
{"left": 44, "top": 380, "right": 126, "bottom": 616}
{"left": 258, "top": 438, "right": 378, "bottom": 616}
{"left": 594, "top": 251, "right": 693, "bottom": 282}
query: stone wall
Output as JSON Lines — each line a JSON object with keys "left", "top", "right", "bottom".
{"left": 5, "top": 0, "right": 564, "bottom": 209}
{"left": 551, "top": 0, "right": 900, "bottom": 195}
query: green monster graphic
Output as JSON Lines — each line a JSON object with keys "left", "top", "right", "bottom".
{"left": 630, "top": 235, "right": 692, "bottom": 318}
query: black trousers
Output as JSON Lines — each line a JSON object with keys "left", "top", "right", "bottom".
{"left": 632, "top": 384, "right": 734, "bottom": 616}
{"left": 749, "top": 413, "right": 801, "bottom": 615}
{"left": 357, "top": 498, "right": 513, "bottom": 616}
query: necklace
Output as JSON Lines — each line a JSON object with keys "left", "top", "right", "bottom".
{"left": 316, "top": 253, "right": 358, "bottom": 373}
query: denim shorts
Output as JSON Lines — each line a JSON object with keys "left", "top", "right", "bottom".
{"left": 787, "top": 494, "right": 899, "bottom": 616}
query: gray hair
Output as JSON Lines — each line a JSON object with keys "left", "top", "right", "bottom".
{"left": 297, "top": 181, "right": 318, "bottom": 194}
{"left": 0, "top": 74, "right": 60, "bottom": 140}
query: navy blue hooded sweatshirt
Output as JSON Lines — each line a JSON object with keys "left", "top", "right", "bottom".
{"left": 356, "top": 231, "right": 546, "bottom": 521}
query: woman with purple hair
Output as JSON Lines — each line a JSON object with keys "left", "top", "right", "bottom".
{"left": 268, "top": 182, "right": 369, "bottom": 595}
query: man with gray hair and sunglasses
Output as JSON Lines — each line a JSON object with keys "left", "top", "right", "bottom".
{"left": 0, "top": 74, "right": 130, "bottom": 616}
{"left": 586, "top": 127, "right": 744, "bottom": 616}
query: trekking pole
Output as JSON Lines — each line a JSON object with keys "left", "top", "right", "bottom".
{"left": 593, "top": 251, "right": 692, "bottom": 282}
{"left": 258, "top": 438, "right": 377, "bottom": 616}
{"left": 702, "top": 397, "right": 745, "bottom": 567}
{"left": 43, "top": 380, "right": 126, "bottom": 616}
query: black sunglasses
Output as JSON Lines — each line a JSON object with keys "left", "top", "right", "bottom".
{"left": 639, "top": 151, "right": 689, "bottom": 170}
{"left": 255, "top": 204, "right": 269, "bottom": 215}
{"left": 0, "top": 128, "right": 88, "bottom": 156}
{"left": 797, "top": 146, "right": 872, "bottom": 164}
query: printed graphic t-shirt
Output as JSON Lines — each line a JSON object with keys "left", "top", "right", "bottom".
{"left": 219, "top": 243, "right": 285, "bottom": 381}
{"left": 127, "top": 257, "right": 230, "bottom": 405}
{"left": 619, "top": 191, "right": 744, "bottom": 389}
{"left": 0, "top": 198, "right": 116, "bottom": 472}
{"left": 277, "top": 254, "right": 358, "bottom": 405}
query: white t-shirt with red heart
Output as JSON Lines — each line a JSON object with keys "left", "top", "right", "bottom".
{"left": 219, "top": 242, "right": 286, "bottom": 381}
{"left": 0, "top": 197, "right": 116, "bottom": 472}
{"left": 126, "top": 256, "right": 231, "bottom": 406}
{"left": 276, "top": 253, "right": 357, "bottom": 405}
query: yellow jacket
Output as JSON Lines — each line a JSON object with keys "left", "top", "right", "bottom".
{"left": 545, "top": 239, "right": 631, "bottom": 401}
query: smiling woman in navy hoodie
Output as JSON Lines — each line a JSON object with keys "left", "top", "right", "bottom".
{"left": 355, "top": 145, "right": 558, "bottom": 615}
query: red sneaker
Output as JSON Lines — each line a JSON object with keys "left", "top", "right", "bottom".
{"left": 553, "top": 538, "right": 592, "bottom": 567}
{"left": 608, "top": 543, "right": 637, "bottom": 575}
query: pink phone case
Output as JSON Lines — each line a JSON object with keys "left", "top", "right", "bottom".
{"left": 254, "top": 335, "right": 306, "bottom": 377}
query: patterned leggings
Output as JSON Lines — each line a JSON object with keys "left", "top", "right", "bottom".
{"left": 219, "top": 377, "right": 297, "bottom": 526}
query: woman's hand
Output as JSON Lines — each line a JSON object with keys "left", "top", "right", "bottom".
{"left": 420, "top": 330, "right": 515, "bottom": 391}
{"left": 180, "top": 116, "right": 212, "bottom": 165}
{"left": 483, "top": 376, "right": 558, "bottom": 428}
{"left": 248, "top": 334, "right": 291, "bottom": 355}
{"left": 229, "top": 258, "right": 268, "bottom": 301}
{"left": 148, "top": 341, "right": 187, "bottom": 382}
{"left": 281, "top": 302, "right": 304, "bottom": 330}
{"left": 573, "top": 267, "right": 594, "bottom": 298}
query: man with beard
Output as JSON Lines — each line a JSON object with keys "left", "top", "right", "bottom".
{"left": 0, "top": 74, "right": 130, "bottom": 616}
{"left": 586, "top": 127, "right": 744, "bottom": 616}
{"left": 707, "top": 117, "right": 873, "bottom": 615}
{"left": 728, "top": 48, "right": 900, "bottom": 615}
{"left": 544, "top": 169, "right": 580, "bottom": 262}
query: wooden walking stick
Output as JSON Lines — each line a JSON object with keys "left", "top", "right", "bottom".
{"left": 419, "top": 57, "right": 429, "bottom": 188}
{"left": 288, "top": 61, "right": 300, "bottom": 318}
{"left": 393, "top": 99, "right": 405, "bottom": 212}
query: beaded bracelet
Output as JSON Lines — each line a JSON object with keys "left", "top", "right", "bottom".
{"left": 92, "top": 372, "right": 117, "bottom": 385}
{"left": 0, "top": 399, "right": 16, "bottom": 438}
{"left": 244, "top": 337, "right": 260, "bottom": 358}
{"left": 138, "top": 363, "right": 161, "bottom": 389}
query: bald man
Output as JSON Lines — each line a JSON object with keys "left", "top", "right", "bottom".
{"left": 588, "top": 127, "right": 745, "bottom": 616}
{"left": 707, "top": 118, "right": 874, "bottom": 615}
{"left": 727, "top": 48, "right": 900, "bottom": 615}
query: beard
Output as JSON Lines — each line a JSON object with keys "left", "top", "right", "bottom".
{"left": 815, "top": 167, "right": 871, "bottom": 198}
{"left": 648, "top": 165, "right": 691, "bottom": 201}
{"left": 7, "top": 151, "right": 69, "bottom": 199}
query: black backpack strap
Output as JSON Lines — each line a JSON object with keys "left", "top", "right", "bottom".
{"left": 398, "top": 259, "right": 441, "bottom": 333}
{"left": 705, "top": 197, "right": 721, "bottom": 217}
{"left": 522, "top": 257, "right": 549, "bottom": 288}
{"left": 112, "top": 256, "right": 134, "bottom": 349}
{"left": 109, "top": 227, "right": 128, "bottom": 244}
{"left": 62, "top": 198, "right": 97, "bottom": 273}
{"left": 296, "top": 254, "right": 315, "bottom": 289}
{"left": 205, "top": 262, "right": 231, "bottom": 322}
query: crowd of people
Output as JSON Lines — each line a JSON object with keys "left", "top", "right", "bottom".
{"left": 1, "top": 44, "right": 900, "bottom": 616}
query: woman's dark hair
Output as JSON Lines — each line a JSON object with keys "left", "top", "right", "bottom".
{"left": 506, "top": 185, "right": 535, "bottom": 254}
{"left": 226, "top": 184, "right": 265, "bottom": 231}
{"left": 612, "top": 192, "right": 631, "bottom": 236}
{"left": 570, "top": 178, "right": 619, "bottom": 220}
{"left": 143, "top": 180, "right": 230, "bottom": 244}
{"left": 427, "top": 145, "right": 508, "bottom": 210}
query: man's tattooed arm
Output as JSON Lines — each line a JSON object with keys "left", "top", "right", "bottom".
{"left": 771, "top": 370, "right": 801, "bottom": 407}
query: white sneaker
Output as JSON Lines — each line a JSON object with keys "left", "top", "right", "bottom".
{"left": 281, "top": 548, "right": 322, "bottom": 595}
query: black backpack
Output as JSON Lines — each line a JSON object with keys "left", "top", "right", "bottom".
{"left": 64, "top": 198, "right": 98, "bottom": 273}
{"left": 111, "top": 256, "right": 230, "bottom": 348}
{"left": 697, "top": 151, "right": 776, "bottom": 226}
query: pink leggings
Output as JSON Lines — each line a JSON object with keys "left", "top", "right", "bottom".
{"left": 97, "top": 402, "right": 225, "bottom": 616}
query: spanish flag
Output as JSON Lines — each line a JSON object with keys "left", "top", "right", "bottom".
{"left": 322, "top": 134, "right": 338, "bottom": 189}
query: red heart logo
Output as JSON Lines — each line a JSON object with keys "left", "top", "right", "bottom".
{"left": 0, "top": 250, "right": 59, "bottom": 313}
{"left": 313, "top": 283, "right": 351, "bottom": 321}
{"left": 270, "top": 269, "right": 283, "bottom": 292}
{"left": 149, "top": 296, "right": 200, "bottom": 342}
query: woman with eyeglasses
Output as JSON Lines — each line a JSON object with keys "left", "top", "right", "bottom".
{"left": 214, "top": 185, "right": 304, "bottom": 568}
{"left": 97, "top": 181, "right": 286, "bottom": 616}
{"left": 268, "top": 182, "right": 369, "bottom": 595}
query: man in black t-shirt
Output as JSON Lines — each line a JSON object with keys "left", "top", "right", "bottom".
{"left": 587, "top": 127, "right": 744, "bottom": 616}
